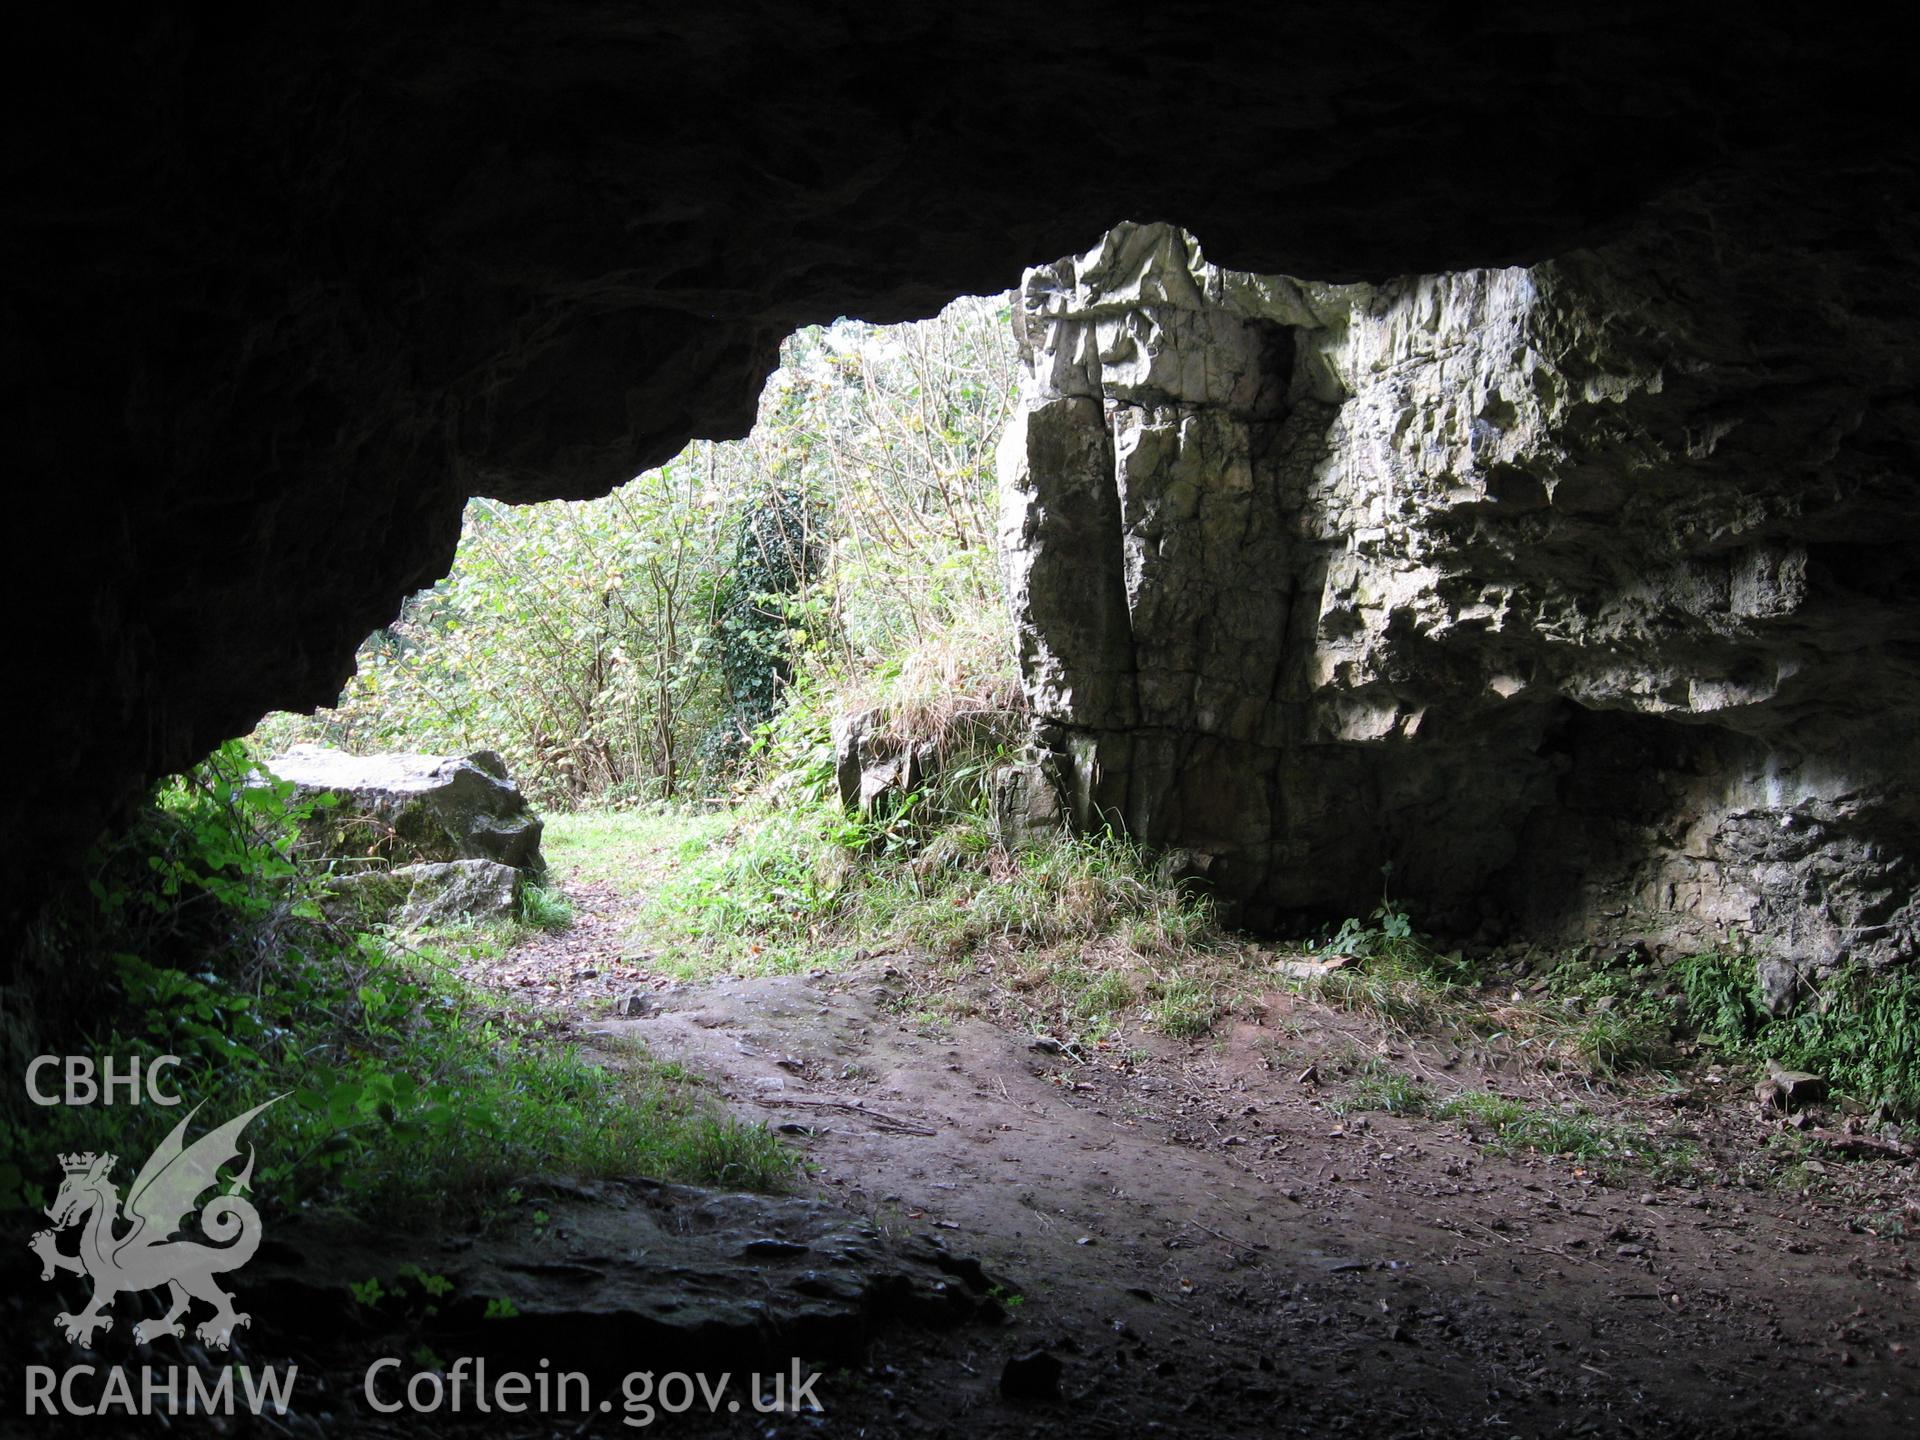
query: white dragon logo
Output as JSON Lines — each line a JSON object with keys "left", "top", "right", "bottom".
{"left": 29, "top": 1096, "right": 281, "bottom": 1350}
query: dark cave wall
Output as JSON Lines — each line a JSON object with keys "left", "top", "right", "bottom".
{"left": 2, "top": 4, "right": 1913, "bottom": 951}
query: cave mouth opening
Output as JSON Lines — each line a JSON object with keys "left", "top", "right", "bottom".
{"left": 11, "top": 200, "right": 1920, "bottom": 1430}
{"left": 251, "top": 283, "right": 1030, "bottom": 825}
{"left": 10, "top": 10, "right": 1920, "bottom": 1421}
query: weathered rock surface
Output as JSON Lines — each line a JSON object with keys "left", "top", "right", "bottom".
{"left": 322, "top": 858, "right": 526, "bottom": 929}
{"left": 832, "top": 709, "right": 934, "bottom": 820}
{"left": 252, "top": 1177, "right": 991, "bottom": 1373}
{"left": 272, "top": 744, "right": 546, "bottom": 875}
{"left": 9, "top": 9, "right": 1912, "bottom": 951}
{"left": 1000, "top": 219, "right": 1920, "bottom": 977}
{"left": 395, "top": 858, "right": 525, "bottom": 928}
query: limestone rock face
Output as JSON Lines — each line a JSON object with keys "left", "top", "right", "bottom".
{"left": 1000, "top": 222, "right": 1920, "bottom": 974}
{"left": 271, "top": 745, "right": 546, "bottom": 875}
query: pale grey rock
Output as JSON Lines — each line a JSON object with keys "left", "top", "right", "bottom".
{"left": 1757, "top": 954, "right": 1810, "bottom": 1017}
{"left": 999, "top": 221, "right": 1920, "bottom": 976}
{"left": 319, "top": 859, "right": 525, "bottom": 928}
{"left": 990, "top": 746, "right": 1068, "bottom": 845}
{"left": 394, "top": 859, "right": 526, "bottom": 928}
{"left": 270, "top": 743, "right": 545, "bottom": 873}
{"left": 1761, "top": 1061, "right": 1829, "bottom": 1110}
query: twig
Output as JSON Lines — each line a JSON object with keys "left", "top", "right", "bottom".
{"left": 752, "top": 1097, "right": 937, "bottom": 1136}
{"left": 1441, "top": 1217, "right": 1612, "bottom": 1272}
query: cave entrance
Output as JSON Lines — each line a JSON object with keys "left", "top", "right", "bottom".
{"left": 19, "top": 222, "right": 1920, "bottom": 1434}
{"left": 255, "top": 290, "right": 1024, "bottom": 819}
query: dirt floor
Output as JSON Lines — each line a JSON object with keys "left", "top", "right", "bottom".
{"left": 452, "top": 873, "right": 1920, "bottom": 1439}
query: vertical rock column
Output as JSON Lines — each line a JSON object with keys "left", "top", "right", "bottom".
{"left": 998, "top": 226, "right": 1312, "bottom": 901}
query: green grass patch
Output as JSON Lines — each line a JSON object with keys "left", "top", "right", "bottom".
{"left": 1337, "top": 1063, "right": 1432, "bottom": 1116}
{"left": 3, "top": 750, "right": 792, "bottom": 1219}
{"left": 1543, "top": 953, "right": 1677, "bottom": 1076}
{"left": 1288, "top": 879, "right": 1487, "bottom": 1037}
{"left": 1074, "top": 971, "right": 1139, "bottom": 1034}
{"left": 517, "top": 882, "right": 574, "bottom": 931}
{"left": 5, "top": 933, "right": 794, "bottom": 1220}
{"left": 629, "top": 806, "right": 861, "bottom": 978}
{"left": 1332, "top": 1073, "right": 1700, "bottom": 1182}
{"left": 543, "top": 807, "right": 732, "bottom": 895}
{"left": 596, "top": 795, "right": 1235, "bottom": 1012}
{"left": 1149, "top": 973, "right": 1222, "bottom": 1040}
{"left": 1432, "top": 1088, "right": 1696, "bottom": 1179}
{"left": 1300, "top": 958, "right": 1465, "bottom": 1034}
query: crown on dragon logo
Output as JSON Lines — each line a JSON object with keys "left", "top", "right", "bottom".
{"left": 57, "top": 1152, "right": 108, "bottom": 1174}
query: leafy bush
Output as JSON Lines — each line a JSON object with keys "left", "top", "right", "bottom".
{"left": 1676, "top": 948, "right": 1920, "bottom": 1116}
{"left": 2, "top": 750, "right": 791, "bottom": 1216}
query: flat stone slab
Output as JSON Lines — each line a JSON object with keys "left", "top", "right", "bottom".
{"left": 251, "top": 1178, "right": 993, "bottom": 1373}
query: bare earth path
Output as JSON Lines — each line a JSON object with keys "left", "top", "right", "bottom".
{"left": 459, "top": 847, "right": 1920, "bottom": 1439}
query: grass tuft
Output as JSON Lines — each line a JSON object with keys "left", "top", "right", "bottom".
{"left": 1149, "top": 974, "right": 1222, "bottom": 1040}
{"left": 518, "top": 882, "right": 574, "bottom": 932}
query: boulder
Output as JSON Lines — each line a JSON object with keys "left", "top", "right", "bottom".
{"left": 396, "top": 860, "right": 526, "bottom": 928}
{"left": 270, "top": 745, "right": 545, "bottom": 874}
{"left": 831, "top": 710, "right": 934, "bottom": 821}
{"left": 1760, "top": 1062, "right": 1829, "bottom": 1111}
{"left": 320, "top": 859, "right": 526, "bottom": 930}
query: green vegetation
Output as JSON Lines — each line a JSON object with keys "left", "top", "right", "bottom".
{"left": 1433, "top": 1091, "right": 1626, "bottom": 1164}
{"left": 1293, "top": 870, "right": 1498, "bottom": 1036}
{"left": 2, "top": 746, "right": 791, "bottom": 1218}
{"left": 568, "top": 796, "right": 1240, "bottom": 1043}
{"left": 1278, "top": 877, "right": 1916, "bottom": 1123}
{"left": 1307, "top": 916, "right": 1920, "bottom": 1128}
{"left": 253, "top": 296, "right": 1021, "bottom": 812}
{"left": 1149, "top": 974, "right": 1222, "bottom": 1040}
{"left": 542, "top": 807, "right": 731, "bottom": 891}
{"left": 1543, "top": 952, "right": 1677, "bottom": 1077}
{"left": 517, "top": 882, "right": 575, "bottom": 932}
{"left": 1291, "top": 885, "right": 1484, "bottom": 1035}
{"left": 1678, "top": 949, "right": 1920, "bottom": 1116}
{"left": 1333, "top": 1065, "right": 1697, "bottom": 1179}
{"left": 1338, "top": 1063, "right": 1431, "bottom": 1117}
